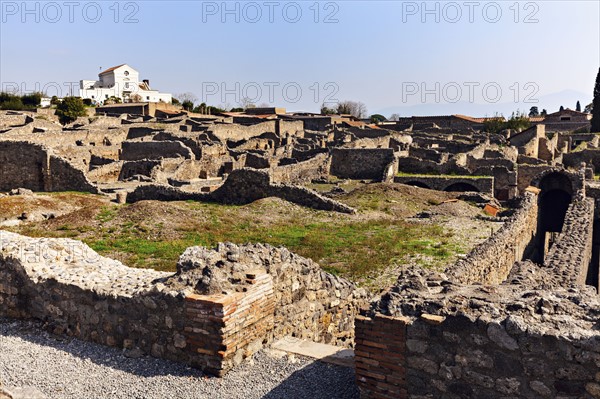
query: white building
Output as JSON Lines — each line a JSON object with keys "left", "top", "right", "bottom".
{"left": 79, "top": 64, "right": 172, "bottom": 105}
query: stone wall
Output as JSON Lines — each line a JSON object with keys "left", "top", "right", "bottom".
{"left": 0, "top": 141, "right": 46, "bottom": 191}
{"left": 516, "top": 164, "right": 554, "bottom": 193}
{"left": 0, "top": 141, "right": 97, "bottom": 193}
{"left": 0, "top": 231, "right": 274, "bottom": 376}
{"left": 563, "top": 149, "right": 600, "bottom": 171}
{"left": 120, "top": 140, "right": 195, "bottom": 161}
{"left": 447, "top": 192, "right": 538, "bottom": 285}
{"left": 393, "top": 175, "right": 494, "bottom": 195}
{"left": 356, "top": 294, "right": 600, "bottom": 399}
{"left": 171, "top": 243, "right": 367, "bottom": 346}
{"left": 544, "top": 198, "right": 595, "bottom": 286}
{"left": 355, "top": 170, "right": 599, "bottom": 399}
{"left": 208, "top": 121, "right": 285, "bottom": 142}
{"left": 126, "top": 168, "right": 356, "bottom": 214}
{"left": 330, "top": 148, "right": 395, "bottom": 180}
{"left": 0, "top": 232, "right": 365, "bottom": 376}
{"left": 270, "top": 153, "right": 329, "bottom": 184}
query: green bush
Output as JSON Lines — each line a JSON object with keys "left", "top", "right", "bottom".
{"left": 55, "top": 96, "right": 87, "bottom": 125}
{"left": 21, "top": 92, "right": 42, "bottom": 107}
{"left": 0, "top": 92, "right": 43, "bottom": 110}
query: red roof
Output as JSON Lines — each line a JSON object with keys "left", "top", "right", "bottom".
{"left": 528, "top": 116, "right": 545, "bottom": 122}
{"left": 454, "top": 114, "right": 505, "bottom": 123}
{"left": 99, "top": 64, "right": 126, "bottom": 75}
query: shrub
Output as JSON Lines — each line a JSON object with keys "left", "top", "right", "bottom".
{"left": 55, "top": 96, "right": 87, "bottom": 125}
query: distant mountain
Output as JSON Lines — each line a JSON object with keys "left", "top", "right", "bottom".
{"left": 374, "top": 89, "right": 591, "bottom": 118}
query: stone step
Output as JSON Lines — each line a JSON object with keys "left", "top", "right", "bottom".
{"left": 270, "top": 336, "right": 354, "bottom": 368}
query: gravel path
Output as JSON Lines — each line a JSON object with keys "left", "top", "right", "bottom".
{"left": 0, "top": 318, "right": 359, "bottom": 399}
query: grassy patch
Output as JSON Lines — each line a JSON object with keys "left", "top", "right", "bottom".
{"left": 96, "top": 206, "right": 117, "bottom": 223}
{"left": 83, "top": 210, "right": 460, "bottom": 278}
{"left": 4, "top": 188, "right": 476, "bottom": 289}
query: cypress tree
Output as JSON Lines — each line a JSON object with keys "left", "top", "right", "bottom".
{"left": 592, "top": 67, "right": 600, "bottom": 132}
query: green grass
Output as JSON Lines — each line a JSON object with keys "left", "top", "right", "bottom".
{"left": 7, "top": 193, "right": 469, "bottom": 288}
{"left": 96, "top": 207, "right": 117, "bottom": 223}
{"left": 84, "top": 206, "right": 460, "bottom": 278}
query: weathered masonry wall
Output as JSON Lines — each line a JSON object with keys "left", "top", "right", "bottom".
{"left": 356, "top": 172, "right": 600, "bottom": 399}
{"left": 120, "top": 140, "right": 195, "bottom": 161}
{"left": 0, "top": 232, "right": 365, "bottom": 376}
{"left": 356, "top": 305, "right": 600, "bottom": 399}
{"left": 544, "top": 198, "right": 595, "bottom": 286}
{"left": 0, "top": 141, "right": 98, "bottom": 193}
{"left": 127, "top": 168, "right": 356, "bottom": 214}
{"left": 173, "top": 243, "right": 367, "bottom": 346}
{"left": 447, "top": 192, "right": 538, "bottom": 285}
{"left": 394, "top": 175, "right": 494, "bottom": 195}
{"left": 330, "top": 148, "right": 395, "bottom": 180}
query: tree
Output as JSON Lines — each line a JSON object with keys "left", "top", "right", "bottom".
{"left": 370, "top": 114, "right": 387, "bottom": 123}
{"left": 21, "top": 92, "right": 42, "bottom": 107}
{"left": 239, "top": 97, "right": 255, "bottom": 110}
{"left": 177, "top": 92, "right": 197, "bottom": 104}
{"left": 592, "top": 67, "right": 600, "bottom": 132}
{"left": 335, "top": 100, "right": 368, "bottom": 118}
{"left": 504, "top": 110, "right": 530, "bottom": 132}
{"left": 182, "top": 100, "right": 194, "bottom": 111}
{"left": 104, "top": 96, "right": 121, "bottom": 105}
{"left": 50, "top": 96, "right": 60, "bottom": 105}
{"left": 171, "top": 98, "right": 180, "bottom": 105}
{"left": 559, "top": 105, "right": 565, "bottom": 112}
{"left": 483, "top": 111, "right": 530, "bottom": 133}
{"left": 193, "top": 102, "right": 207, "bottom": 114}
{"left": 541, "top": 109, "right": 547, "bottom": 116}
{"left": 585, "top": 103, "right": 593, "bottom": 114}
{"left": 576, "top": 100, "right": 581, "bottom": 112}
{"left": 320, "top": 103, "right": 336, "bottom": 115}
{"left": 482, "top": 114, "right": 505, "bottom": 134}
{"left": 0, "top": 92, "right": 24, "bottom": 110}
{"left": 389, "top": 113, "right": 400, "bottom": 121}
{"left": 528, "top": 106, "right": 539, "bottom": 117}
{"left": 55, "top": 96, "right": 87, "bottom": 125}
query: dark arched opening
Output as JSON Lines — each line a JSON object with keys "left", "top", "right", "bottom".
{"left": 405, "top": 181, "right": 431, "bottom": 189}
{"left": 534, "top": 172, "right": 574, "bottom": 262}
{"left": 538, "top": 189, "right": 571, "bottom": 232}
{"left": 443, "top": 182, "right": 479, "bottom": 192}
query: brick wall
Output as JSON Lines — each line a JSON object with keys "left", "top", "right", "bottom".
{"left": 355, "top": 314, "right": 408, "bottom": 399}
{"left": 183, "top": 272, "right": 275, "bottom": 375}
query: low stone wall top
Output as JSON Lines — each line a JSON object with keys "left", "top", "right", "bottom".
{"left": 127, "top": 168, "right": 356, "bottom": 213}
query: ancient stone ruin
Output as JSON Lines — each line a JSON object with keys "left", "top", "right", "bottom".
{"left": 0, "top": 233, "right": 366, "bottom": 376}
{"left": 355, "top": 169, "right": 600, "bottom": 398}
{"left": 1, "top": 107, "right": 600, "bottom": 397}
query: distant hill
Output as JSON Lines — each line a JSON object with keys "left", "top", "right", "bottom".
{"left": 375, "top": 89, "right": 591, "bottom": 118}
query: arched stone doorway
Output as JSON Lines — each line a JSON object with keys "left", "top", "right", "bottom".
{"left": 534, "top": 171, "right": 575, "bottom": 262}
{"left": 443, "top": 182, "right": 479, "bottom": 192}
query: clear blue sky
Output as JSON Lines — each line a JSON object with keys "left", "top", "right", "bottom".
{"left": 1, "top": 0, "right": 599, "bottom": 116}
